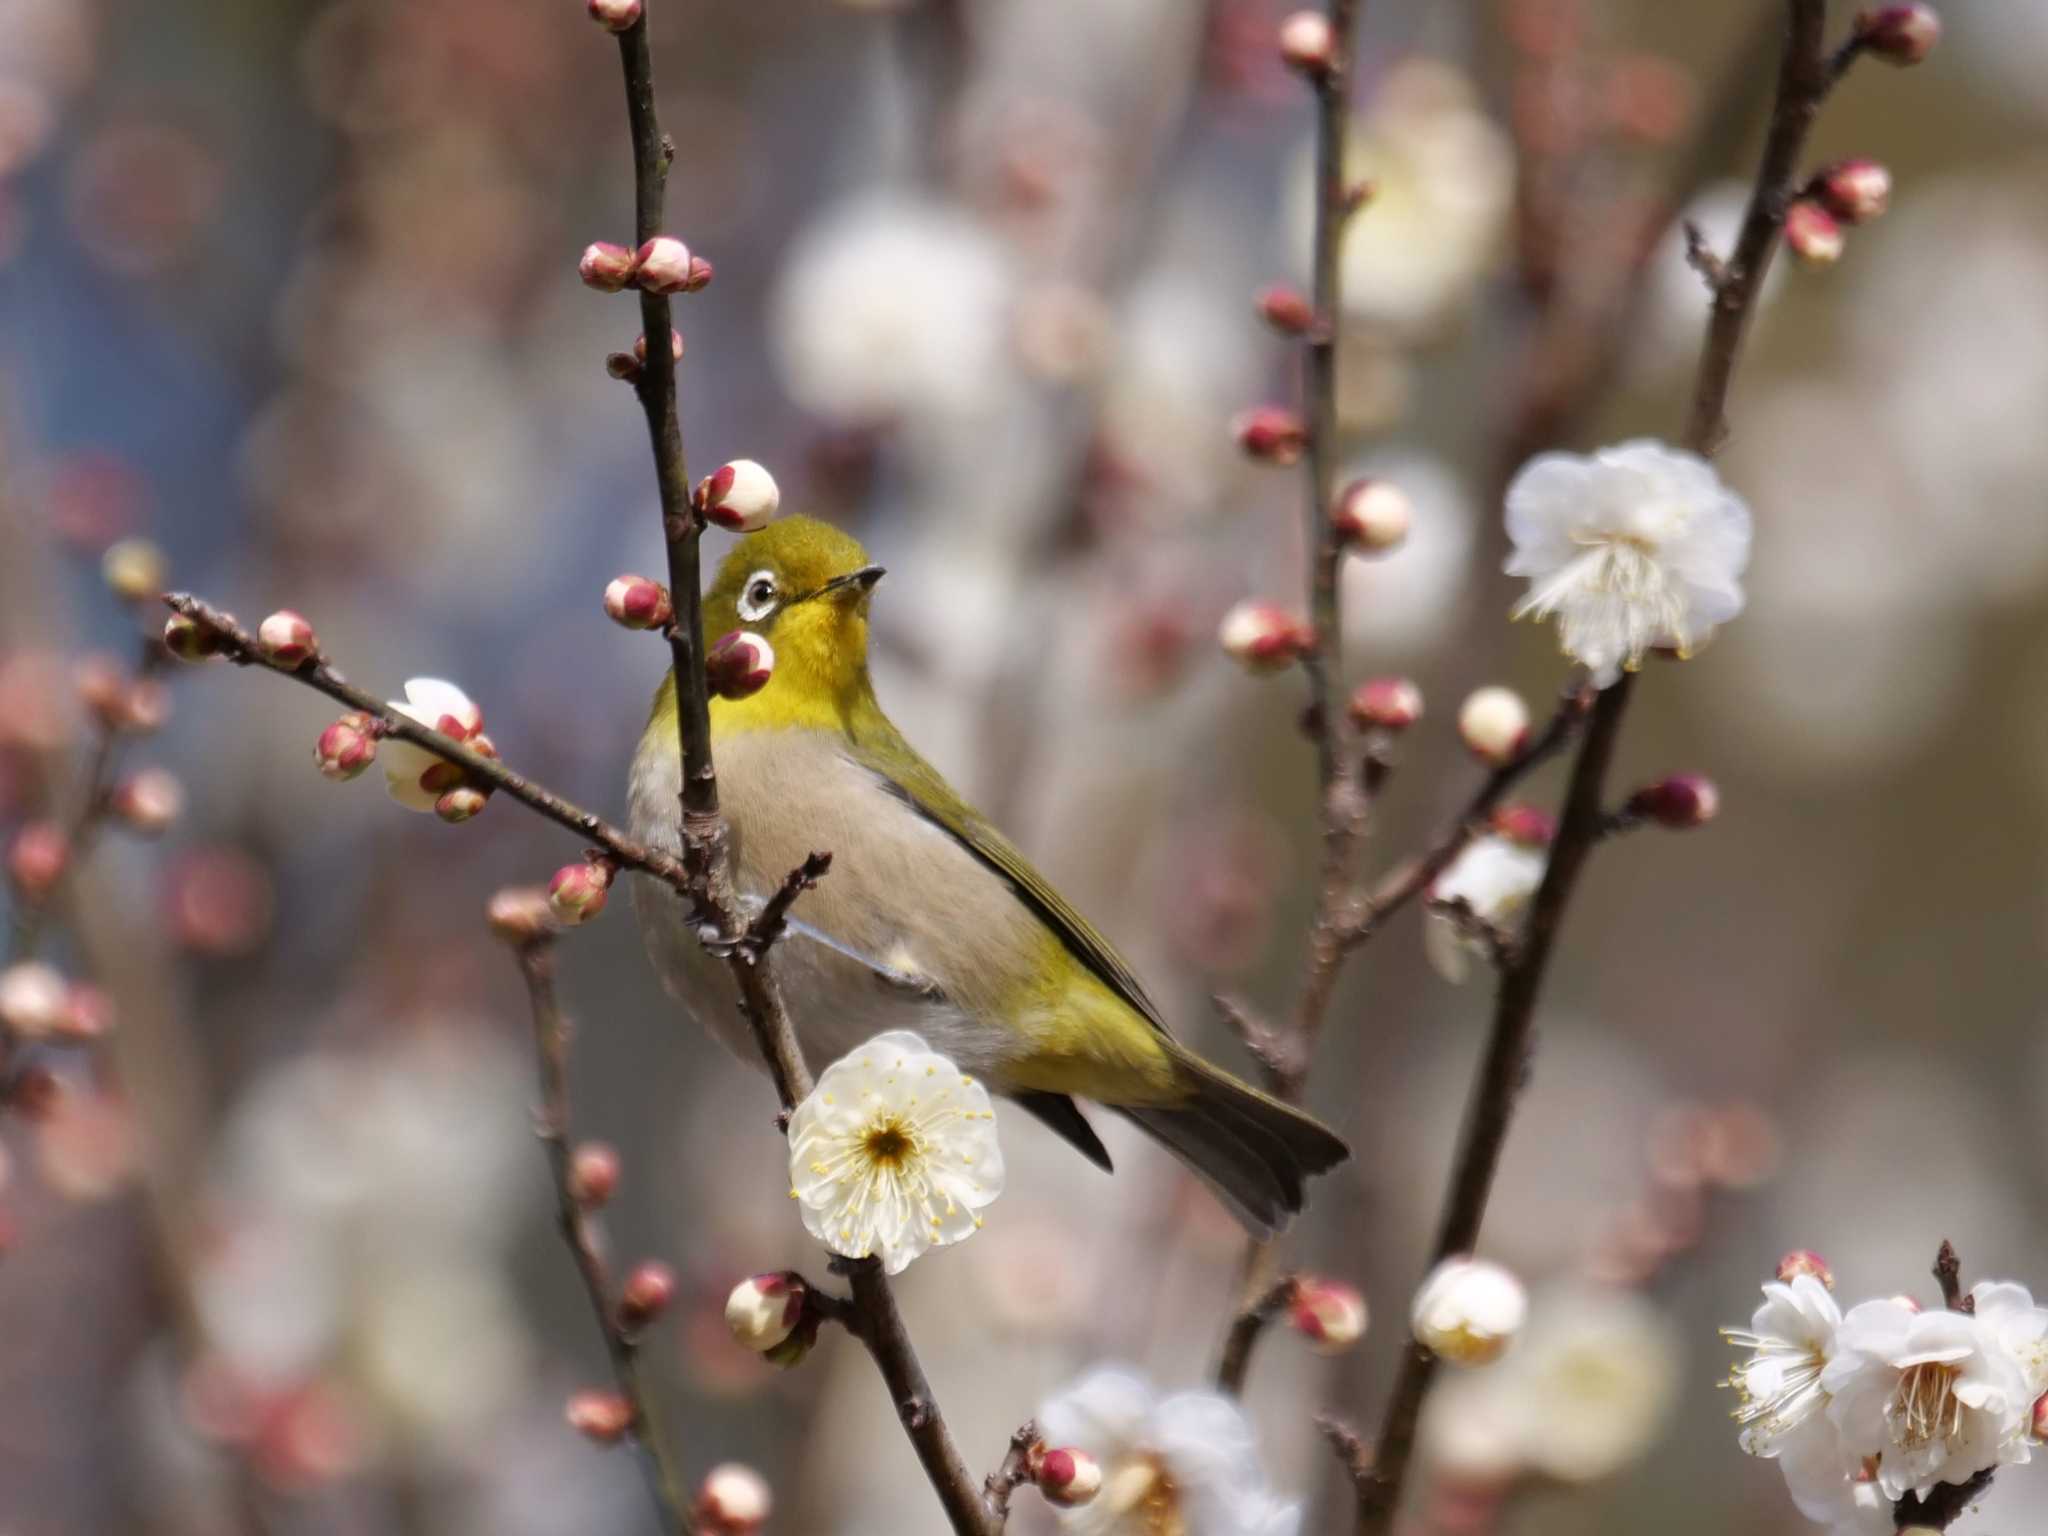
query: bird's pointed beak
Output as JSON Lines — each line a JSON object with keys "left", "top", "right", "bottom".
{"left": 811, "top": 565, "right": 885, "bottom": 602}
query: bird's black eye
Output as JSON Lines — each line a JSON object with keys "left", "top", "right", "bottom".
{"left": 737, "top": 570, "right": 779, "bottom": 622}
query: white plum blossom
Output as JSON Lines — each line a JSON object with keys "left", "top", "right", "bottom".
{"left": 1505, "top": 440, "right": 1752, "bottom": 687}
{"left": 1725, "top": 1274, "right": 1845, "bottom": 1514}
{"left": 786, "top": 1031, "right": 1003, "bottom": 1275}
{"left": 1036, "top": 1366, "right": 1299, "bottom": 1536}
{"left": 1822, "top": 1296, "right": 2034, "bottom": 1503}
{"left": 1424, "top": 836, "right": 1545, "bottom": 983}
{"left": 380, "top": 678, "right": 485, "bottom": 812}
{"left": 1971, "top": 1280, "right": 2048, "bottom": 1397}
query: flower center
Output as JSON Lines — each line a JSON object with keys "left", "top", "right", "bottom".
{"left": 1889, "top": 1361, "right": 1964, "bottom": 1449}
{"left": 1721, "top": 1329, "right": 1827, "bottom": 1444}
{"left": 1104, "top": 1455, "right": 1185, "bottom": 1536}
{"left": 861, "top": 1117, "right": 915, "bottom": 1170}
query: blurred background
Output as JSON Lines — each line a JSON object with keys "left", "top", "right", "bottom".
{"left": 2, "top": 0, "right": 2045, "bottom": 1532}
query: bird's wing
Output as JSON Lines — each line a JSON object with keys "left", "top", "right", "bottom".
{"left": 843, "top": 729, "right": 1172, "bottom": 1035}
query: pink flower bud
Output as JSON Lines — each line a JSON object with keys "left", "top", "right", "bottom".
{"left": 100, "top": 538, "right": 167, "bottom": 603}
{"left": 1348, "top": 676, "right": 1422, "bottom": 732}
{"left": 7, "top": 821, "right": 68, "bottom": 897}
{"left": 1457, "top": 687, "right": 1529, "bottom": 765}
{"left": 434, "top": 785, "right": 490, "bottom": 823}
{"left": 695, "top": 1463, "right": 771, "bottom": 1534}
{"left": 568, "top": 1142, "right": 620, "bottom": 1207}
{"left": 725, "top": 1272, "right": 805, "bottom": 1352}
{"left": 1776, "top": 1249, "right": 1834, "bottom": 1290}
{"left": 1784, "top": 200, "right": 1844, "bottom": 267}
{"left": 579, "top": 240, "right": 638, "bottom": 292}
{"left": 1816, "top": 159, "right": 1891, "bottom": 225}
{"left": 1219, "top": 602, "right": 1311, "bottom": 673}
{"left": 75, "top": 654, "right": 128, "bottom": 726}
{"left": 0, "top": 962, "right": 71, "bottom": 1038}
{"left": 258, "top": 610, "right": 318, "bottom": 668}
{"left": 1489, "top": 803, "right": 1555, "bottom": 847}
{"left": 1290, "top": 1277, "right": 1368, "bottom": 1354}
{"left": 111, "top": 768, "right": 185, "bottom": 836}
{"left": 119, "top": 678, "right": 171, "bottom": 735}
{"left": 696, "top": 460, "right": 780, "bottom": 533}
{"left": 682, "top": 254, "right": 715, "bottom": 293}
{"left": 1855, "top": 4, "right": 1940, "bottom": 65}
{"left": 1256, "top": 283, "right": 1316, "bottom": 336}
{"left": 2034, "top": 1391, "right": 2048, "bottom": 1442}
{"left": 1627, "top": 773, "right": 1719, "bottom": 829}
{"left": 314, "top": 713, "right": 378, "bottom": 781}
{"left": 162, "top": 611, "right": 220, "bottom": 662}
{"left": 57, "top": 982, "right": 113, "bottom": 1042}
{"left": 485, "top": 886, "right": 556, "bottom": 944}
{"left": 1331, "top": 477, "right": 1412, "bottom": 554}
{"left": 586, "top": 0, "right": 642, "bottom": 32}
{"left": 548, "top": 861, "right": 613, "bottom": 924}
{"left": 565, "top": 1388, "right": 634, "bottom": 1444}
{"left": 1232, "top": 405, "right": 1308, "bottom": 466}
{"left": 603, "top": 574, "right": 675, "bottom": 631}
{"left": 1277, "top": 9, "right": 1335, "bottom": 76}
{"left": 633, "top": 330, "right": 686, "bottom": 365}
{"left": 1411, "top": 1256, "right": 1527, "bottom": 1365}
{"left": 706, "top": 631, "right": 775, "bottom": 700}
{"left": 633, "top": 237, "right": 695, "bottom": 296}
{"left": 1037, "top": 1446, "right": 1103, "bottom": 1508}
{"left": 619, "top": 1260, "right": 678, "bottom": 1329}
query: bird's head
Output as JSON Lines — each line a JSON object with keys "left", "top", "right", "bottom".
{"left": 699, "top": 516, "right": 884, "bottom": 727}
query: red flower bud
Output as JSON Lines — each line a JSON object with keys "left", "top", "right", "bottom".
{"left": 1627, "top": 773, "right": 1719, "bottom": 829}
{"left": 633, "top": 237, "right": 695, "bottom": 296}
{"left": 568, "top": 1142, "right": 620, "bottom": 1207}
{"left": 586, "top": 0, "right": 642, "bottom": 32}
{"left": 1037, "top": 1447, "right": 1103, "bottom": 1508}
{"left": 1855, "top": 4, "right": 1940, "bottom": 65}
{"left": 1331, "top": 477, "right": 1412, "bottom": 554}
{"left": 1231, "top": 405, "right": 1308, "bottom": 466}
{"left": 1490, "top": 803, "right": 1556, "bottom": 847}
{"left": 433, "top": 785, "right": 490, "bottom": 823}
{"left": 619, "top": 1261, "right": 678, "bottom": 1329}
{"left": 695, "top": 1463, "right": 771, "bottom": 1534}
{"left": 1784, "top": 200, "right": 1844, "bottom": 268}
{"left": 682, "top": 254, "right": 714, "bottom": 293}
{"left": 548, "top": 861, "right": 613, "bottom": 924}
{"left": 633, "top": 330, "right": 686, "bottom": 365}
{"left": 0, "top": 962, "right": 70, "bottom": 1038}
{"left": 603, "top": 575, "right": 675, "bottom": 631}
{"left": 1457, "top": 687, "right": 1530, "bottom": 765}
{"left": 1218, "top": 602, "right": 1311, "bottom": 673}
{"left": 6, "top": 821, "right": 68, "bottom": 897}
{"left": 1776, "top": 1249, "right": 1834, "bottom": 1290}
{"left": 725, "top": 1272, "right": 806, "bottom": 1352}
{"left": 1256, "top": 283, "right": 1316, "bottom": 336}
{"left": 1289, "top": 1277, "right": 1369, "bottom": 1353}
{"left": 565, "top": 1388, "right": 634, "bottom": 1444}
{"left": 706, "top": 631, "right": 775, "bottom": 700}
{"left": 258, "top": 609, "right": 318, "bottom": 668}
{"left": 314, "top": 713, "right": 378, "bottom": 781}
{"left": 1277, "top": 10, "right": 1335, "bottom": 77}
{"left": 696, "top": 460, "right": 780, "bottom": 533}
{"left": 579, "top": 240, "right": 638, "bottom": 292}
{"left": 1815, "top": 159, "right": 1891, "bottom": 225}
{"left": 1347, "top": 676, "right": 1422, "bottom": 732}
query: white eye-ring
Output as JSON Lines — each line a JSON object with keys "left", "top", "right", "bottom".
{"left": 737, "top": 569, "right": 779, "bottom": 622}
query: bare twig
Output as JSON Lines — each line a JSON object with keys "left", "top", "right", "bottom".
{"left": 1894, "top": 1468, "right": 1993, "bottom": 1532}
{"left": 1354, "top": 5, "right": 1850, "bottom": 1528}
{"left": 1319, "top": 1413, "right": 1373, "bottom": 1497}
{"left": 517, "top": 938, "right": 695, "bottom": 1535}
{"left": 982, "top": 1420, "right": 1042, "bottom": 1527}
{"left": 1934, "top": 1239, "right": 1969, "bottom": 1313}
{"left": 744, "top": 852, "right": 833, "bottom": 954}
{"left": 1214, "top": 1274, "right": 1302, "bottom": 1394}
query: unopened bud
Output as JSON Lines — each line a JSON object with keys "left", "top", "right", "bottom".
{"left": 1855, "top": 4, "right": 1940, "bottom": 65}
{"left": 725, "top": 1272, "right": 805, "bottom": 1353}
{"left": 314, "top": 713, "right": 378, "bottom": 781}
{"left": 604, "top": 574, "right": 675, "bottom": 631}
{"left": 101, "top": 538, "right": 167, "bottom": 602}
{"left": 434, "top": 785, "right": 490, "bottom": 823}
{"left": 579, "top": 240, "right": 637, "bottom": 292}
{"left": 258, "top": 609, "right": 318, "bottom": 668}
{"left": 1489, "top": 803, "right": 1555, "bottom": 847}
{"left": 7, "top": 821, "right": 68, "bottom": 897}
{"left": 485, "top": 886, "right": 556, "bottom": 944}
{"left": 1037, "top": 1447, "right": 1103, "bottom": 1508}
{"left": 706, "top": 631, "right": 774, "bottom": 700}
{"left": 57, "top": 983, "right": 112, "bottom": 1042}
{"left": 1776, "top": 1249, "right": 1834, "bottom": 1291}
{"left": 565, "top": 1388, "right": 634, "bottom": 1444}
{"left": 1784, "top": 200, "right": 1844, "bottom": 267}
{"left": 618, "top": 1260, "right": 678, "bottom": 1328}
{"left": 1290, "top": 1277, "right": 1368, "bottom": 1354}
{"left": 1331, "top": 477, "right": 1412, "bottom": 554}
{"left": 568, "top": 1142, "right": 620, "bottom": 1207}
{"left": 0, "top": 962, "right": 71, "bottom": 1038}
{"left": 1348, "top": 676, "right": 1422, "bottom": 732}
{"left": 111, "top": 768, "right": 185, "bottom": 836}
{"left": 1458, "top": 687, "right": 1530, "bottom": 765}
{"left": 75, "top": 655, "right": 128, "bottom": 726}
{"left": 696, "top": 460, "right": 781, "bottom": 533}
{"left": 1256, "top": 283, "right": 1316, "bottom": 336}
{"left": 1816, "top": 159, "right": 1891, "bottom": 225}
{"left": 633, "top": 237, "right": 695, "bottom": 296}
{"left": 695, "top": 1463, "right": 771, "bottom": 1534}
{"left": 1411, "top": 1256, "right": 1527, "bottom": 1366}
{"left": 162, "top": 611, "right": 220, "bottom": 662}
{"left": 548, "top": 862, "right": 613, "bottom": 924}
{"left": 120, "top": 679, "right": 171, "bottom": 735}
{"left": 586, "top": 0, "right": 643, "bottom": 32}
{"left": 1219, "top": 602, "right": 1311, "bottom": 673}
{"left": 1232, "top": 405, "right": 1308, "bottom": 466}
{"left": 682, "top": 254, "right": 714, "bottom": 293}
{"left": 633, "top": 330, "right": 686, "bottom": 365}
{"left": 2032, "top": 1391, "right": 2048, "bottom": 1442}
{"left": 1627, "top": 773, "right": 1719, "bottom": 829}
{"left": 1277, "top": 9, "right": 1336, "bottom": 76}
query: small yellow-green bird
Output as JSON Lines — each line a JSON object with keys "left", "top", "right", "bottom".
{"left": 629, "top": 517, "right": 1348, "bottom": 1233}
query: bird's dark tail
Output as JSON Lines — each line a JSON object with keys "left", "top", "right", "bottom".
{"left": 1117, "top": 1046, "right": 1350, "bottom": 1237}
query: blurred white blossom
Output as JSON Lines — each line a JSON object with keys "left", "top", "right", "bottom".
{"left": 1425, "top": 835, "right": 1544, "bottom": 984}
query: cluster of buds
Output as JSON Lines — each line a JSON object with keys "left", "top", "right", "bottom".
{"left": 695, "top": 459, "right": 781, "bottom": 533}
{"left": 706, "top": 631, "right": 774, "bottom": 700}
{"left": 6, "top": 821, "right": 68, "bottom": 899}
{"left": 1785, "top": 159, "right": 1892, "bottom": 269}
{"left": 695, "top": 1463, "right": 771, "bottom": 1534}
{"left": 578, "top": 237, "right": 713, "bottom": 298}
{"left": 100, "top": 538, "right": 167, "bottom": 603}
{"left": 1288, "top": 1276, "right": 1369, "bottom": 1354}
{"left": 1410, "top": 1255, "right": 1528, "bottom": 1366}
{"left": 724, "top": 1271, "right": 821, "bottom": 1368}
{"left": 77, "top": 655, "right": 169, "bottom": 734}
{"left": 603, "top": 574, "right": 675, "bottom": 632}
{"left": 1625, "top": 773, "right": 1719, "bottom": 830}
{"left": 1854, "top": 4, "right": 1941, "bottom": 66}
{"left": 1348, "top": 676, "right": 1422, "bottom": 733}
{"left": 1231, "top": 405, "right": 1308, "bottom": 466}
{"left": 0, "top": 961, "right": 110, "bottom": 1044}
{"left": 1331, "top": 477, "right": 1412, "bottom": 555}
{"left": 548, "top": 860, "right": 615, "bottom": 925}
{"left": 1457, "top": 686, "right": 1530, "bottom": 766}
{"left": 1219, "top": 602, "right": 1313, "bottom": 674}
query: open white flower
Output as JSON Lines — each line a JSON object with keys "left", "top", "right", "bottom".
{"left": 786, "top": 1031, "right": 1002, "bottom": 1275}
{"left": 1036, "top": 1367, "right": 1299, "bottom": 1536}
{"left": 1970, "top": 1280, "right": 2048, "bottom": 1397}
{"left": 1424, "top": 835, "right": 1545, "bottom": 983}
{"left": 1505, "top": 440, "right": 1752, "bottom": 687}
{"left": 1726, "top": 1275, "right": 1843, "bottom": 1463}
{"left": 1821, "top": 1297, "right": 2034, "bottom": 1502}
{"left": 381, "top": 678, "right": 484, "bottom": 812}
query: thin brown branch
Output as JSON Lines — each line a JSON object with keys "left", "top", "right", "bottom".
{"left": 1318, "top": 1413, "right": 1373, "bottom": 1497}
{"left": 1934, "top": 1239, "right": 1968, "bottom": 1313}
{"left": 1214, "top": 993, "right": 1291, "bottom": 1084}
{"left": 1355, "top": 5, "right": 1847, "bottom": 1528}
{"left": 517, "top": 938, "right": 695, "bottom": 1535}
{"left": 744, "top": 851, "right": 833, "bottom": 954}
{"left": 1894, "top": 1468, "right": 1993, "bottom": 1531}
{"left": 982, "top": 1420, "right": 1042, "bottom": 1528}
{"left": 1214, "top": 1274, "right": 1301, "bottom": 1394}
